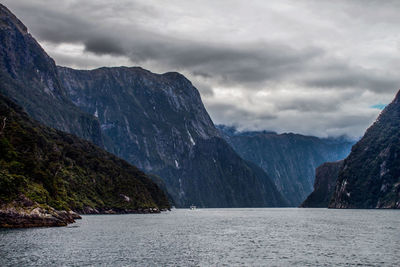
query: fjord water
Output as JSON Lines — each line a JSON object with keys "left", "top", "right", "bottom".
{"left": 1, "top": 209, "right": 399, "bottom": 266}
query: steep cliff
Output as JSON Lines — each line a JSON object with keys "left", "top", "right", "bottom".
{"left": 330, "top": 91, "right": 400, "bottom": 209}
{"left": 0, "top": 4, "right": 103, "bottom": 146}
{"left": 0, "top": 4, "right": 287, "bottom": 208}
{"left": 0, "top": 92, "right": 170, "bottom": 227}
{"left": 57, "top": 67, "right": 287, "bottom": 207}
{"left": 300, "top": 160, "right": 343, "bottom": 208}
{"left": 218, "top": 125, "right": 353, "bottom": 206}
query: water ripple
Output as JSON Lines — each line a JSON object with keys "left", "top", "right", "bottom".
{"left": 0, "top": 208, "right": 399, "bottom": 266}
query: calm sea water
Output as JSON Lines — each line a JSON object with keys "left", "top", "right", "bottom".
{"left": 0, "top": 208, "right": 399, "bottom": 266}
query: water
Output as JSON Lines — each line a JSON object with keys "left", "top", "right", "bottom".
{"left": 0, "top": 208, "right": 399, "bottom": 266}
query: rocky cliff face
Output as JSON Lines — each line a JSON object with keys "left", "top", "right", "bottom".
{"left": 300, "top": 160, "right": 343, "bottom": 208}
{"left": 0, "top": 92, "right": 170, "bottom": 227}
{"left": 57, "top": 67, "right": 220, "bottom": 168}
{"left": 57, "top": 67, "right": 287, "bottom": 207}
{"left": 330, "top": 91, "right": 400, "bottom": 209}
{"left": 218, "top": 125, "right": 353, "bottom": 206}
{"left": 0, "top": 4, "right": 103, "bottom": 147}
{"left": 0, "top": 4, "right": 287, "bottom": 208}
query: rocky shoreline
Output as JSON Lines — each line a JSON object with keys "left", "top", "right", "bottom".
{"left": 0, "top": 195, "right": 81, "bottom": 228}
{"left": 77, "top": 206, "right": 169, "bottom": 215}
{"left": 0, "top": 195, "right": 169, "bottom": 228}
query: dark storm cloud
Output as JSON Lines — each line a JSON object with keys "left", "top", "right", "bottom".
{"left": 302, "top": 62, "right": 400, "bottom": 93}
{"left": 84, "top": 37, "right": 125, "bottom": 55}
{"left": 275, "top": 98, "right": 341, "bottom": 113}
{"left": 190, "top": 80, "right": 215, "bottom": 97}
{"left": 3, "top": 0, "right": 323, "bottom": 87}
{"left": 152, "top": 41, "right": 323, "bottom": 86}
{"left": 13, "top": 4, "right": 92, "bottom": 43}
{"left": 206, "top": 102, "right": 277, "bottom": 122}
{"left": 6, "top": 0, "right": 398, "bottom": 93}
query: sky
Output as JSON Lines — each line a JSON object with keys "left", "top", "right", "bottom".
{"left": 4, "top": 0, "right": 400, "bottom": 139}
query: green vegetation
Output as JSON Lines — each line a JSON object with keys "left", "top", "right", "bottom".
{"left": 0, "top": 93, "right": 170, "bottom": 211}
{"left": 330, "top": 92, "right": 400, "bottom": 208}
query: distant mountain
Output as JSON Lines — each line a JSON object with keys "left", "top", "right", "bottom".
{"left": 57, "top": 67, "right": 287, "bottom": 208}
{"left": 300, "top": 160, "right": 343, "bottom": 208}
{"left": 0, "top": 93, "right": 170, "bottom": 227}
{"left": 330, "top": 90, "right": 400, "bottom": 209}
{"left": 0, "top": 4, "right": 287, "bottom": 208}
{"left": 0, "top": 4, "right": 103, "bottom": 147}
{"left": 218, "top": 125, "right": 354, "bottom": 206}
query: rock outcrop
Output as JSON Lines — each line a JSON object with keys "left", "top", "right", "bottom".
{"left": 0, "top": 195, "right": 81, "bottom": 228}
{"left": 300, "top": 160, "right": 343, "bottom": 208}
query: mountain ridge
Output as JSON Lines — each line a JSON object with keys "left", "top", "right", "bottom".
{"left": 0, "top": 4, "right": 287, "bottom": 208}
{"left": 218, "top": 125, "right": 354, "bottom": 206}
{"left": 57, "top": 66, "right": 288, "bottom": 207}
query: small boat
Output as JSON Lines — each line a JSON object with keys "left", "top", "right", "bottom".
{"left": 189, "top": 205, "right": 196, "bottom": 210}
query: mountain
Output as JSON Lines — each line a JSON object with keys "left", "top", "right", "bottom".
{"left": 0, "top": 4, "right": 103, "bottom": 147}
{"left": 330, "top": 91, "right": 400, "bottom": 209}
{"left": 0, "top": 4, "right": 286, "bottom": 208}
{"left": 0, "top": 92, "right": 170, "bottom": 227}
{"left": 218, "top": 125, "right": 353, "bottom": 206}
{"left": 300, "top": 160, "right": 343, "bottom": 208}
{"left": 57, "top": 67, "right": 287, "bottom": 208}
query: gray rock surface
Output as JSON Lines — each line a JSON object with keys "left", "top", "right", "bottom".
{"left": 57, "top": 67, "right": 287, "bottom": 207}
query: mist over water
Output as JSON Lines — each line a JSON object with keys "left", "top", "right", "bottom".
{"left": 1, "top": 208, "right": 399, "bottom": 266}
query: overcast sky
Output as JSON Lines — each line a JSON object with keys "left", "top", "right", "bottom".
{"left": 5, "top": 0, "right": 400, "bottom": 139}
